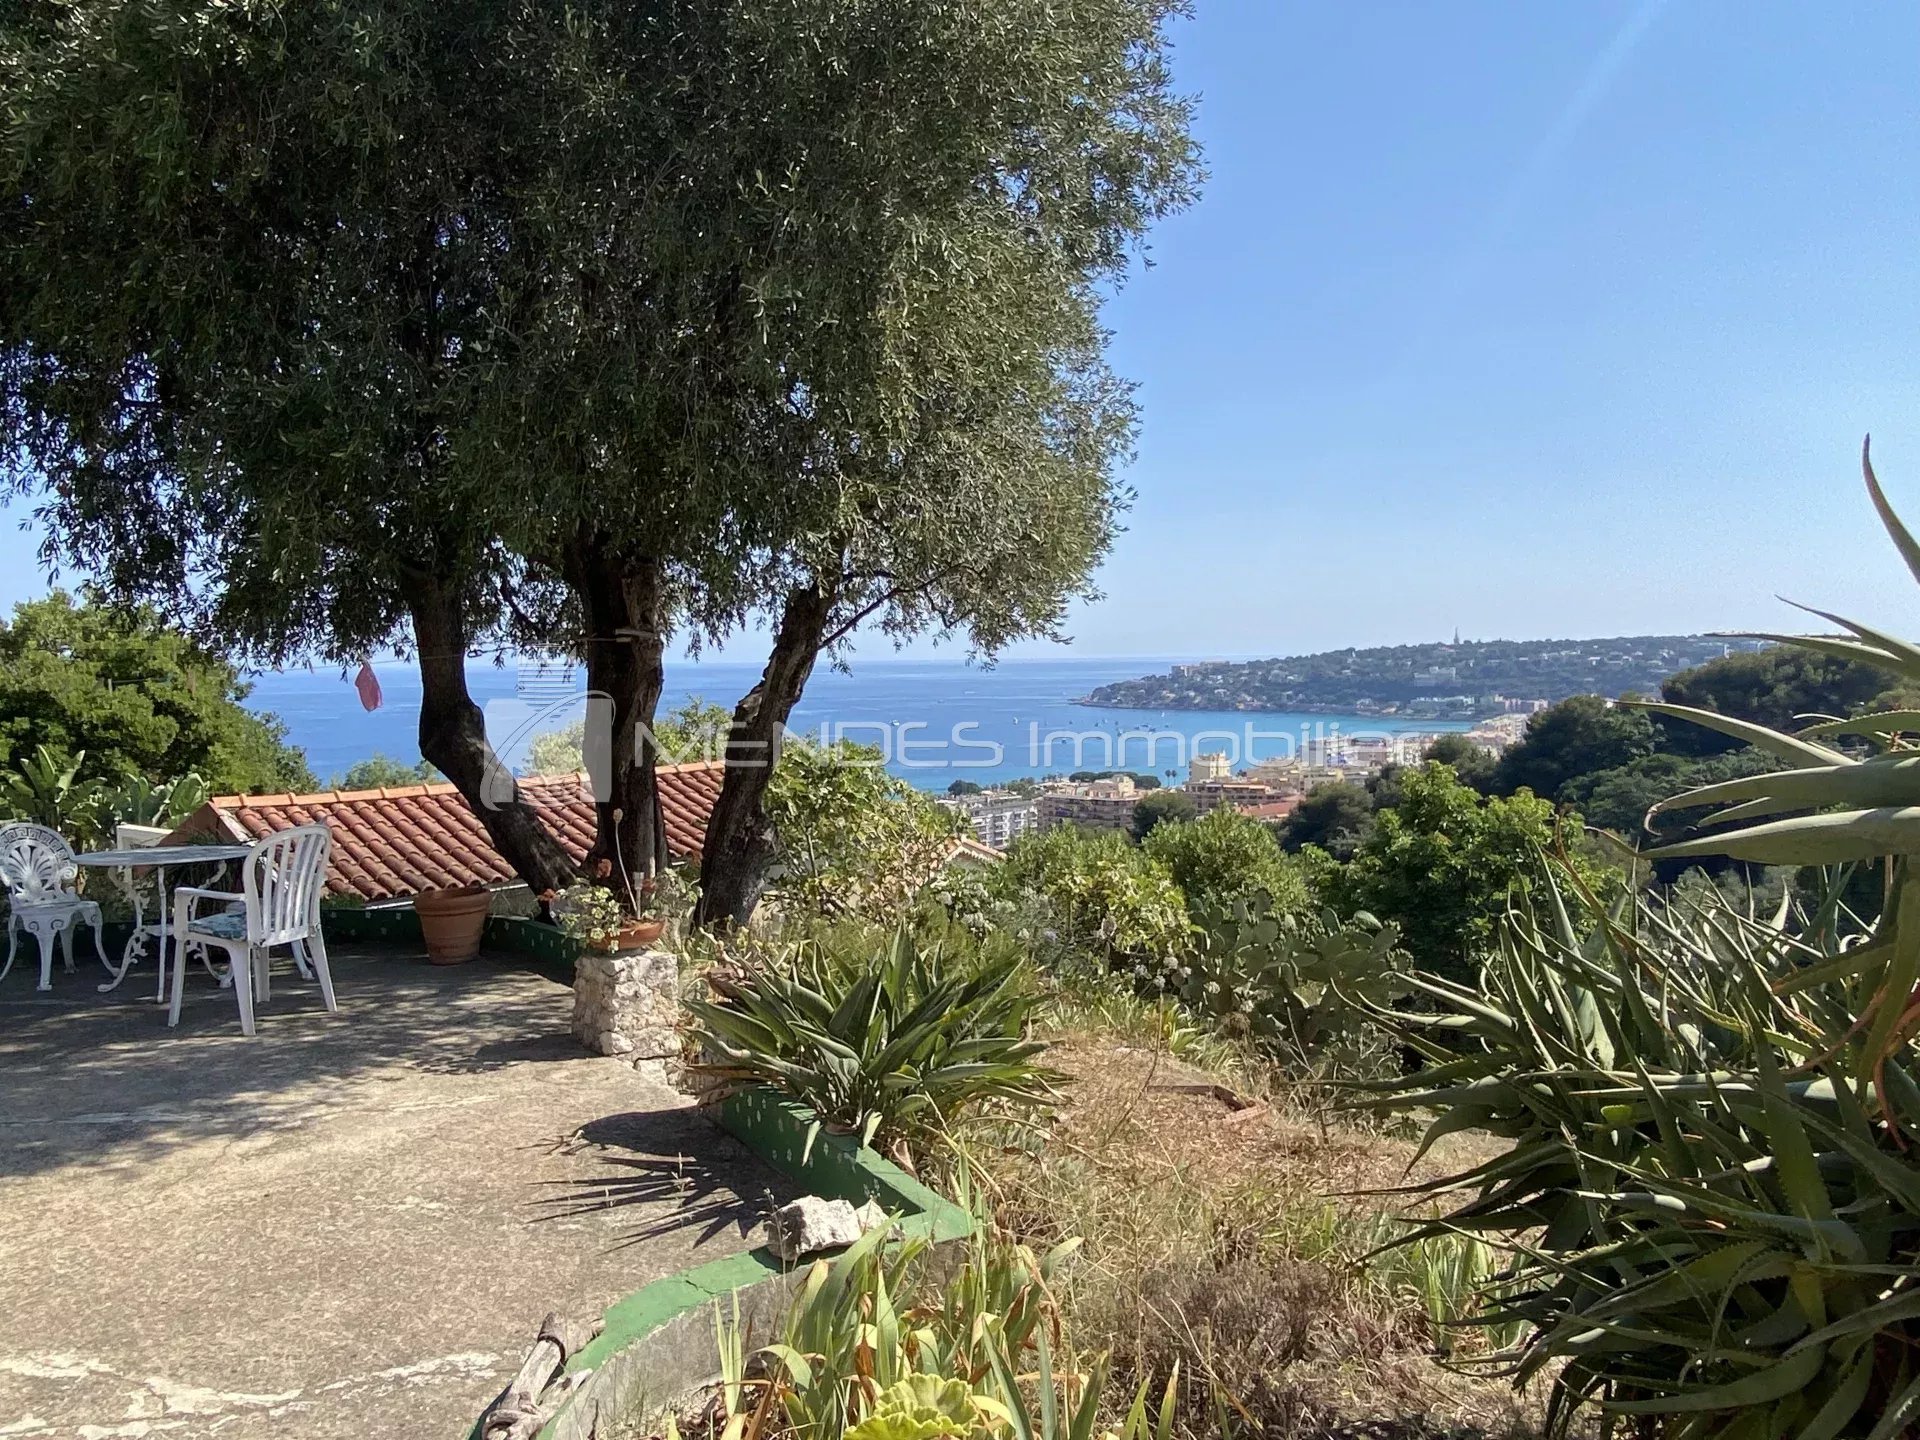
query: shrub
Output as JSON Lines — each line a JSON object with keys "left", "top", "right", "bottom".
{"left": 1176, "top": 889, "right": 1408, "bottom": 1080}
{"left": 1142, "top": 806, "right": 1308, "bottom": 913}
{"left": 992, "top": 825, "right": 1187, "bottom": 963}
{"left": 1322, "top": 761, "right": 1619, "bottom": 981}
{"left": 767, "top": 740, "right": 960, "bottom": 923}
{"left": 685, "top": 927, "right": 1061, "bottom": 1154}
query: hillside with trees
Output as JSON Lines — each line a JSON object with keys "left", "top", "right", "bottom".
{"left": 1082, "top": 634, "right": 1762, "bottom": 716}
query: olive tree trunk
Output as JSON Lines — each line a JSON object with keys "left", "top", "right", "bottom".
{"left": 565, "top": 541, "right": 669, "bottom": 895}
{"left": 404, "top": 573, "right": 578, "bottom": 894}
{"left": 695, "top": 583, "right": 832, "bottom": 927}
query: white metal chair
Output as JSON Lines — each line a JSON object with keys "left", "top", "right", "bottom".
{"left": 0, "top": 822, "right": 109, "bottom": 991}
{"left": 171, "top": 824, "right": 336, "bottom": 1034}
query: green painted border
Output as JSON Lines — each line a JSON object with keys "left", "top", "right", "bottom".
{"left": 319, "top": 907, "right": 582, "bottom": 981}
{"left": 464, "top": 1087, "right": 971, "bottom": 1440}
{"left": 321, "top": 905, "right": 423, "bottom": 945}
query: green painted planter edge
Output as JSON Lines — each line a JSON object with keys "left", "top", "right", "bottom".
{"left": 462, "top": 1087, "right": 971, "bottom": 1440}
{"left": 318, "top": 908, "right": 583, "bottom": 977}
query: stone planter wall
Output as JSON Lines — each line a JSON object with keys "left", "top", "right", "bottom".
{"left": 571, "top": 948, "right": 680, "bottom": 1075}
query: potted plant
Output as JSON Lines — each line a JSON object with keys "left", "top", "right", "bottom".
{"left": 631, "top": 868, "right": 694, "bottom": 944}
{"left": 413, "top": 885, "right": 491, "bottom": 964}
{"left": 550, "top": 884, "right": 635, "bottom": 954}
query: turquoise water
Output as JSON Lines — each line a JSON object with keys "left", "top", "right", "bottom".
{"left": 245, "top": 656, "right": 1469, "bottom": 792}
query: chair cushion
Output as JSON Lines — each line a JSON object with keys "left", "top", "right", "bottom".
{"left": 191, "top": 910, "right": 249, "bottom": 940}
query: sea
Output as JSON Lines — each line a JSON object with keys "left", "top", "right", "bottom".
{"left": 244, "top": 656, "right": 1471, "bottom": 793}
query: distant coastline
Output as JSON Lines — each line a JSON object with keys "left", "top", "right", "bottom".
{"left": 1076, "top": 633, "right": 1762, "bottom": 720}
{"left": 1072, "top": 696, "right": 1486, "bottom": 720}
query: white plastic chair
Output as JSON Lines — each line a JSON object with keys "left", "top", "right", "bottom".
{"left": 0, "top": 822, "right": 109, "bottom": 991}
{"left": 171, "top": 824, "right": 336, "bottom": 1034}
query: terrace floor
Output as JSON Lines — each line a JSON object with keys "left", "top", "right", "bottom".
{"left": 0, "top": 939, "right": 794, "bottom": 1440}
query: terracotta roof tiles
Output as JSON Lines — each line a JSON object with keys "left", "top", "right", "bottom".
{"left": 164, "top": 764, "right": 725, "bottom": 903}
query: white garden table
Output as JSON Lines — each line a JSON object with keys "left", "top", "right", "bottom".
{"left": 74, "top": 843, "right": 255, "bottom": 998}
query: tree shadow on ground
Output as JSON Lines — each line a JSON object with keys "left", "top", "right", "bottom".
{"left": 0, "top": 946, "right": 587, "bottom": 1179}
{"left": 531, "top": 1109, "right": 793, "bottom": 1252}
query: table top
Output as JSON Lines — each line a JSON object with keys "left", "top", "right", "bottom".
{"left": 75, "top": 844, "right": 254, "bottom": 867}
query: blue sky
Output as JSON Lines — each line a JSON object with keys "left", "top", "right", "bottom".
{"left": 6, "top": 1, "right": 1920, "bottom": 664}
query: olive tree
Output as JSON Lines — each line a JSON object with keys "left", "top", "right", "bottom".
{"left": 1, "top": 0, "right": 1199, "bottom": 922}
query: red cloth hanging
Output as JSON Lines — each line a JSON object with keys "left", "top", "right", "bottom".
{"left": 354, "top": 661, "right": 383, "bottom": 712}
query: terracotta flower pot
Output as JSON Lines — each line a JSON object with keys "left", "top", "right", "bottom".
{"left": 413, "top": 886, "right": 491, "bottom": 964}
{"left": 605, "top": 917, "right": 666, "bottom": 953}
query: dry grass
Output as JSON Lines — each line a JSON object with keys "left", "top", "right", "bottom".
{"left": 972, "top": 1034, "right": 1562, "bottom": 1440}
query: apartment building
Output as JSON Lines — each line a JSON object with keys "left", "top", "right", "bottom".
{"left": 1037, "top": 775, "right": 1140, "bottom": 832}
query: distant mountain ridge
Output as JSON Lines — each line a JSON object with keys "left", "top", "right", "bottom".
{"left": 1077, "top": 635, "right": 1767, "bottom": 719}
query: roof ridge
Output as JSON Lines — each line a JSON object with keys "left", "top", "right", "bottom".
{"left": 211, "top": 758, "right": 727, "bottom": 809}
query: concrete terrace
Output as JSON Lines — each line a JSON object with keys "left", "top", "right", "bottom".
{"left": 0, "top": 941, "right": 794, "bottom": 1440}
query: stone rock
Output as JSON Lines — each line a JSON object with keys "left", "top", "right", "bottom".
{"left": 765, "top": 1196, "right": 870, "bottom": 1261}
{"left": 573, "top": 948, "right": 681, "bottom": 1063}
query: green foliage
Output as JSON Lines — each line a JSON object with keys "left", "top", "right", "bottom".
{"left": 993, "top": 825, "right": 1188, "bottom": 961}
{"left": 1660, "top": 645, "right": 1920, "bottom": 758}
{"left": 1273, "top": 781, "right": 1374, "bottom": 859}
{"left": 1353, "top": 862, "right": 1920, "bottom": 1438}
{"left": 523, "top": 723, "right": 586, "bottom": 779}
{"left": 1176, "top": 889, "right": 1407, "bottom": 1078}
{"left": 1489, "top": 693, "right": 1657, "bottom": 800}
{"left": 1371, "top": 1233, "right": 1517, "bottom": 1361}
{"left": 1, "top": 740, "right": 213, "bottom": 846}
{"left": 1141, "top": 806, "right": 1307, "bottom": 913}
{"left": 1128, "top": 788, "right": 1196, "bottom": 840}
{"left": 685, "top": 928, "right": 1060, "bottom": 1153}
{"left": 766, "top": 742, "right": 960, "bottom": 923}
{"left": 1326, "top": 761, "right": 1610, "bottom": 980}
{"left": 1, "top": 0, "right": 1197, "bottom": 922}
{"left": 1421, "top": 732, "right": 1496, "bottom": 791}
{"left": 82, "top": 769, "right": 209, "bottom": 844}
{"left": 549, "top": 885, "right": 627, "bottom": 951}
{"left": 0, "top": 744, "right": 94, "bottom": 833}
{"left": 739, "top": 1203, "right": 1172, "bottom": 1440}
{"left": 1556, "top": 748, "right": 1777, "bottom": 839}
{"left": 0, "top": 593, "right": 311, "bottom": 794}
{"left": 525, "top": 699, "right": 732, "bottom": 777}
{"left": 841, "top": 1375, "right": 996, "bottom": 1440}
{"left": 329, "top": 754, "right": 435, "bottom": 790}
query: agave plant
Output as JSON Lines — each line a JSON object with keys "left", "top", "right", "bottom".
{"left": 685, "top": 927, "right": 1063, "bottom": 1155}
{"left": 1352, "top": 442, "right": 1920, "bottom": 1438}
{"left": 1353, "top": 865, "right": 1920, "bottom": 1433}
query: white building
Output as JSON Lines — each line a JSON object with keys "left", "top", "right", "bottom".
{"left": 939, "top": 790, "right": 1042, "bottom": 850}
{"left": 1188, "top": 752, "right": 1233, "bottom": 784}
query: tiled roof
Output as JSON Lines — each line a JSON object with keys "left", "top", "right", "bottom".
{"left": 163, "top": 764, "right": 725, "bottom": 902}
{"left": 945, "top": 836, "right": 1007, "bottom": 868}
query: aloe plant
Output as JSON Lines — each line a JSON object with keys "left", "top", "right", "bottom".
{"left": 1353, "top": 861, "right": 1920, "bottom": 1436}
{"left": 1350, "top": 442, "right": 1920, "bottom": 1438}
{"left": 685, "top": 928, "right": 1062, "bottom": 1154}
{"left": 736, "top": 1209, "right": 1179, "bottom": 1440}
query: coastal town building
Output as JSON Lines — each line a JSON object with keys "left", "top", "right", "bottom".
{"left": 1188, "top": 752, "right": 1233, "bottom": 784}
{"left": 1037, "top": 775, "right": 1140, "bottom": 832}
{"left": 939, "top": 789, "right": 1042, "bottom": 850}
{"left": 1185, "top": 778, "right": 1283, "bottom": 816}
{"left": 1467, "top": 713, "right": 1531, "bottom": 751}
